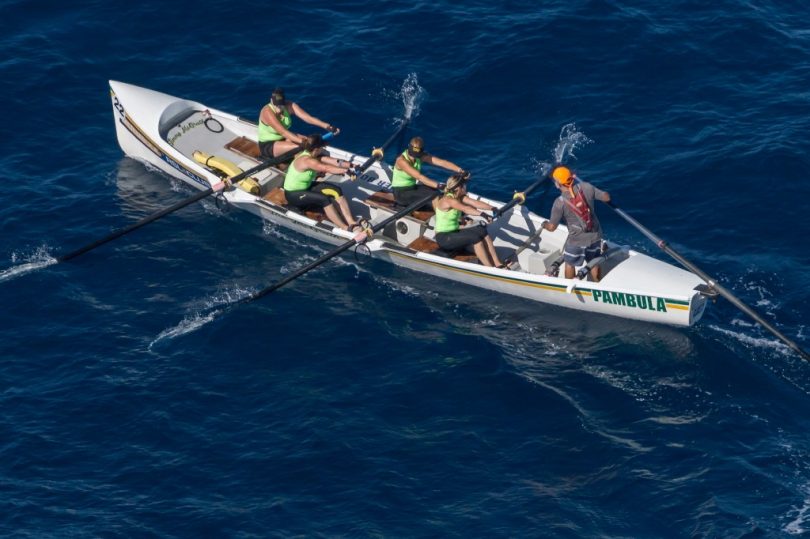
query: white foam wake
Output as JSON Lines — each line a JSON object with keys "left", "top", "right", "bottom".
{"left": 708, "top": 323, "right": 793, "bottom": 356}
{"left": 149, "top": 286, "right": 254, "bottom": 348}
{"left": 785, "top": 489, "right": 810, "bottom": 535}
{"left": 0, "top": 247, "right": 57, "bottom": 283}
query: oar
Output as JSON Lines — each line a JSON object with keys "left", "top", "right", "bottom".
{"left": 492, "top": 175, "right": 550, "bottom": 219}
{"left": 607, "top": 201, "right": 810, "bottom": 362}
{"left": 354, "top": 118, "right": 410, "bottom": 173}
{"left": 56, "top": 132, "right": 334, "bottom": 263}
{"left": 502, "top": 221, "right": 547, "bottom": 268}
{"left": 236, "top": 189, "right": 437, "bottom": 306}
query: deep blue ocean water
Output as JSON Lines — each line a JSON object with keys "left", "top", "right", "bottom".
{"left": 2, "top": 1, "right": 810, "bottom": 536}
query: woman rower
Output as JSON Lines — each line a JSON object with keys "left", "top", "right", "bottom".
{"left": 283, "top": 135, "right": 359, "bottom": 231}
{"left": 432, "top": 173, "right": 504, "bottom": 268}
{"left": 391, "top": 136, "right": 467, "bottom": 211}
{"left": 258, "top": 88, "right": 340, "bottom": 159}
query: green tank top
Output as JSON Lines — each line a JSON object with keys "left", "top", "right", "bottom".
{"left": 283, "top": 151, "right": 315, "bottom": 192}
{"left": 391, "top": 150, "right": 422, "bottom": 188}
{"left": 434, "top": 196, "right": 461, "bottom": 233}
{"left": 258, "top": 103, "right": 292, "bottom": 142}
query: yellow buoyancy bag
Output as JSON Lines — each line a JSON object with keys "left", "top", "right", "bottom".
{"left": 192, "top": 150, "right": 261, "bottom": 196}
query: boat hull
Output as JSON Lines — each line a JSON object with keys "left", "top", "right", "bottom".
{"left": 108, "top": 81, "right": 708, "bottom": 327}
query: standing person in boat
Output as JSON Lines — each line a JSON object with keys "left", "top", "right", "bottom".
{"left": 258, "top": 88, "right": 340, "bottom": 159}
{"left": 540, "top": 165, "right": 611, "bottom": 281}
{"left": 433, "top": 173, "right": 504, "bottom": 268}
{"left": 283, "top": 135, "right": 360, "bottom": 232}
{"left": 391, "top": 136, "right": 468, "bottom": 210}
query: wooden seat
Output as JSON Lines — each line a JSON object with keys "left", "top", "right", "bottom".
{"left": 408, "top": 236, "right": 439, "bottom": 252}
{"left": 263, "top": 187, "right": 325, "bottom": 222}
{"left": 226, "top": 136, "right": 261, "bottom": 159}
{"left": 365, "top": 191, "right": 398, "bottom": 211}
{"left": 363, "top": 191, "right": 434, "bottom": 222}
{"left": 407, "top": 236, "right": 478, "bottom": 263}
{"left": 263, "top": 187, "right": 287, "bottom": 205}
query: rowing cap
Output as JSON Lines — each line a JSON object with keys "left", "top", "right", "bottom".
{"left": 551, "top": 165, "right": 574, "bottom": 186}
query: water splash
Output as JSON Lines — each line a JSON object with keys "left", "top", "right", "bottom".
{"left": 149, "top": 309, "right": 222, "bottom": 349}
{"left": 148, "top": 286, "right": 253, "bottom": 348}
{"left": 531, "top": 123, "right": 594, "bottom": 179}
{"left": 708, "top": 324, "right": 793, "bottom": 357}
{"left": 398, "top": 72, "right": 426, "bottom": 121}
{"left": 785, "top": 487, "right": 810, "bottom": 534}
{"left": 553, "top": 123, "right": 593, "bottom": 165}
{"left": 0, "top": 246, "right": 57, "bottom": 283}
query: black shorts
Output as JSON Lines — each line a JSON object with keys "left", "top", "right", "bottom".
{"left": 392, "top": 184, "right": 436, "bottom": 211}
{"left": 435, "top": 225, "right": 488, "bottom": 252}
{"left": 259, "top": 140, "right": 278, "bottom": 158}
{"left": 285, "top": 182, "right": 343, "bottom": 209}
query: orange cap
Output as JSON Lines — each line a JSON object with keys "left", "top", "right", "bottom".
{"left": 551, "top": 166, "right": 574, "bottom": 186}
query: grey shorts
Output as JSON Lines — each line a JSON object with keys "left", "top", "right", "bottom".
{"left": 563, "top": 240, "right": 601, "bottom": 267}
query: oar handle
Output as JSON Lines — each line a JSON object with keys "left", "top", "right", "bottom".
{"left": 607, "top": 201, "right": 810, "bottom": 361}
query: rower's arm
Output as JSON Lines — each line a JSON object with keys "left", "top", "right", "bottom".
{"left": 423, "top": 154, "right": 463, "bottom": 174}
{"left": 396, "top": 155, "right": 440, "bottom": 189}
{"left": 542, "top": 200, "right": 563, "bottom": 232}
{"left": 596, "top": 189, "right": 611, "bottom": 203}
{"left": 461, "top": 194, "right": 494, "bottom": 211}
{"left": 305, "top": 156, "right": 346, "bottom": 176}
{"left": 291, "top": 102, "right": 337, "bottom": 133}
{"left": 261, "top": 106, "right": 300, "bottom": 143}
{"left": 450, "top": 197, "right": 487, "bottom": 217}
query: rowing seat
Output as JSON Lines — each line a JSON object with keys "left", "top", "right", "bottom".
{"left": 225, "top": 136, "right": 290, "bottom": 171}
{"left": 263, "top": 187, "right": 326, "bottom": 222}
{"left": 363, "top": 191, "right": 434, "bottom": 222}
{"left": 407, "top": 236, "right": 478, "bottom": 263}
{"left": 226, "top": 136, "right": 261, "bottom": 159}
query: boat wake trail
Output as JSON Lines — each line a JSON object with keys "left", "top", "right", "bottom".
{"left": 708, "top": 323, "right": 794, "bottom": 358}
{"left": 785, "top": 486, "right": 810, "bottom": 535}
{"left": 149, "top": 286, "right": 253, "bottom": 349}
{"left": 0, "top": 247, "right": 57, "bottom": 283}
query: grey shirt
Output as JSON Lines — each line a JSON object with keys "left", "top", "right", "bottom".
{"left": 549, "top": 181, "right": 609, "bottom": 248}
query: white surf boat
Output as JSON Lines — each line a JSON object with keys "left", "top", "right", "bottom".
{"left": 109, "top": 80, "right": 713, "bottom": 326}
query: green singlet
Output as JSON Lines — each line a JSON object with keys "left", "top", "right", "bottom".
{"left": 283, "top": 151, "right": 315, "bottom": 191}
{"left": 258, "top": 103, "right": 292, "bottom": 142}
{"left": 391, "top": 150, "right": 422, "bottom": 188}
{"left": 434, "top": 195, "right": 461, "bottom": 233}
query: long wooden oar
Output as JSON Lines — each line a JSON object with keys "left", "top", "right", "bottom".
{"left": 57, "top": 132, "right": 334, "bottom": 263}
{"left": 237, "top": 190, "right": 436, "bottom": 306}
{"left": 607, "top": 201, "right": 810, "bottom": 362}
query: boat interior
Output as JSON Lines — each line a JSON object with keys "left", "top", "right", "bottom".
{"left": 161, "top": 108, "right": 631, "bottom": 279}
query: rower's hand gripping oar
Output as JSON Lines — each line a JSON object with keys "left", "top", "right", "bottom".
{"left": 55, "top": 132, "right": 334, "bottom": 263}
{"left": 606, "top": 200, "right": 810, "bottom": 362}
